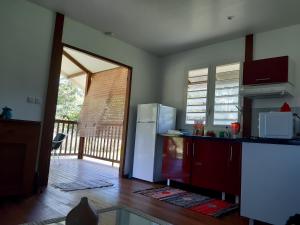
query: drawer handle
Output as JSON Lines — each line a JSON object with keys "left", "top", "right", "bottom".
{"left": 256, "top": 77, "right": 271, "bottom": 81}
{"left": 230, "top": 146, "right": 233, "bottom": 161}
{"left": 186, "top": 142, "right": 189, "bottom": 157}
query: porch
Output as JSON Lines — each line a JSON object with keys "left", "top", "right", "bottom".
{"left": 52, "top": 119, "right": 123, "bottom": 166}
{"left": 48, "top": 158, "right": 119, "bottom": 186}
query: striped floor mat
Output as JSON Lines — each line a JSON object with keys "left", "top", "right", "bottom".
{"left": 135, "top": 187, "right": 238, "bottom": 218}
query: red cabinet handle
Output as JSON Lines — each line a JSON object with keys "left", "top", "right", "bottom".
{"left": 186, "top": 142, "right": 189, "bottom": 157}
{"left": 192, "top": 143, "right": 195, "bottom": 157}
{"left": 255, "top": 77, "right": 271, "bottom": 81}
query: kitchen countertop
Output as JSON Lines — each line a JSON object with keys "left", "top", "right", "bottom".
{"left": 160, "top": 133, "right": 300, "bottom": 146}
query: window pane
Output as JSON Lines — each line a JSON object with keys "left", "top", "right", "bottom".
{"left": 215, "top": 96, "right": 239, "bottom": 104}
{"left": 214, "top": 120, "right": 234, "bottom": 125}
{"left": 187, "top": 98, "right": 207, "bottom": 106}
{"left": 187, "top": 105, "right": 206, "bottom": 113}
{"left": 213, "top": 63, "right": 240, "bottom": 126}
{"left": 186, "top": 113, "right": 206, "bottom": 124}
{"left": 215, "top": 87, "right": 239, "bottom": 97}
{"left": 189, "top": 68, "right": 209, "bottom": 77}
{"left": 188, "top": 76, "right": 208, "bottom": 83}
{"left": 216, "top": 80, "right": 239, "bottom": 89}
{"left": 214, "top": 104, "right": 238, "bottom": 112}
{"left": 187, "top": 90, "right": 207, "bottom": 98}
{"left": 188, "top": 83, "right": 207, "bottom": 91}
{"left": 186, "top": 67, "right": 209, "bottom": 124}
{"left": 214, "top": 112, "right": 238, "bottom": 120}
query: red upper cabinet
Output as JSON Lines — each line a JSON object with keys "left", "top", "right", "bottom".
{"left": 243, "top": 56, "right": 291, "bottom": 85}
{"left": 162, "top": 137, "right": 192, "bottom": 184}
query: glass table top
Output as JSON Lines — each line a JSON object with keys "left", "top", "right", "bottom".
{"left": 30, "top": 206, "right": 172, "bottom": 225}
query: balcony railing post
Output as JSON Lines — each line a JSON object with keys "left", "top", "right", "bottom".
{"left": 78, "top": 137, "right": 85, "bottom": 159}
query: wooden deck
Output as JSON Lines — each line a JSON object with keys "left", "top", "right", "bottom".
{"left": 0, "top": 159, "right": 257, "bottom": 225}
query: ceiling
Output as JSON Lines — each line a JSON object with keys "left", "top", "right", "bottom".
{"left": 30, "top": 0, "right": 300, "bottom": 56}
{"left": 61, "top": 47, "right": 119, "bottom": 89}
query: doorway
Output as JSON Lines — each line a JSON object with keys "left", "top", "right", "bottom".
{"left": 44, "top": 43, "right": 132, "bottom": 185}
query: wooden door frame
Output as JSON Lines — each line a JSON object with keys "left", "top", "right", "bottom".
{"left": 38, "top": 13, "right": 132, "bottom": 187}
{"left": 62, "top": 43, "right": 133, "bottom": 178}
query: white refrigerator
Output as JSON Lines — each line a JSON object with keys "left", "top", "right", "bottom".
{"left": 132, "top": 103, "right": 176, "bottom": 182}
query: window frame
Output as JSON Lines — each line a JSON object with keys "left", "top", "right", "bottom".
{"left": 184, "top": 64, "right": 211, "bottom": 126}
{"left": 184, "top": 60, "right": 242, "bottom": 130}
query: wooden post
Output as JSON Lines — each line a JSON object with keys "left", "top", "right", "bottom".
{"left": 77, "top": 72, "right": 91, "bottom": 159}
{"left": 38, "top": 13, "right": 64, "bottom": 187}
{"left": 242, "top": 34, "right": 254, "bottom": 138}
{"left": 78, "top": 137, "right": 85, "bottom": 159}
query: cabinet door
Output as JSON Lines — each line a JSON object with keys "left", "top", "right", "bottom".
{"left": 224, "top": 143, "right": 242, "bottom": 195}
{"left": 191, "top": 140, "right": 228, "bottom": 191}
{"left": 162, "top": 137, "right": 191, "bottom": 184}
{"left": 243, "top": 56, "right": 288, "bottom": 85}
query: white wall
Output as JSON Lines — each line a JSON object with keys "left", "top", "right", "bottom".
{"left": 160, "top": 24, "right": 300, "bottom": 131}
{"left": 253, "top": 25, "right": 300, "bottom": 108}
{"left": 62, "top": 18, "right": 162, "bottom": 175}
{"left": 0, "top": 0, "right": 55, "bottom": 121}
{"left": 0, "top": 1, "right": 162, "bottom": 175}
{"left": 160, "top": 38, "right": 245, "bottom": 129}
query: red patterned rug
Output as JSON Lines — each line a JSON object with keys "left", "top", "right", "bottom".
{"left": 190, "top": 199, "right": 238, "bottom": 217}
{"left": 135, "top": 187, "right": 238, "bottom": 217}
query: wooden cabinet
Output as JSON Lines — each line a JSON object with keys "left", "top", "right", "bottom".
{"left": 162, "top": 137, "right": 192, "bottom": 184}
{"left": 191, "top": 140, "right": 227, "bottom": 192}
{"left": 0, "top": 120, "right": 41, "bottom": 197}
{"left": 224, "top": 142, "right": 241, "bottom": 195}
{"left": 243, "top": 56, "right": 289, "bottom": 85}
{"left": 162, "top": 137, "right": 241, "bottom": 195}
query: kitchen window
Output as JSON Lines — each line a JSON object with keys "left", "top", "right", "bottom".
{"left": 186, "top": 67, "right": 209, "bottom": 124}
{"left": 185, "top": 62, "right": 241, "bottom": 127}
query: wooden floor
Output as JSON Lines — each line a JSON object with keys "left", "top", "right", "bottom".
{"left": 0, "top": 159, "right": 254, "bottom": 225}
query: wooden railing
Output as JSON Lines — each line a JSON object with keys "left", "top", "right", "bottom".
{"left": 53, "top": 120, "right": 122, "bottom": 163}
{"left": 83, "top": 125, "right": 123, "bottom": 163}
{"left": 53, "top": 119, "right": 80, "bottom": 155}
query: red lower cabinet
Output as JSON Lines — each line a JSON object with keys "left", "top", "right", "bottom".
{"left": 191, "top": 140, "right": 228, "bottom": 192}
{"left": 162, "top": 137, "right": 241, "bottom": 195}
{"left": 224, "top": 143, "right": 241, "bottom": 195}
{"left": 162, "top": 137, "right": 192, "bottom": 184}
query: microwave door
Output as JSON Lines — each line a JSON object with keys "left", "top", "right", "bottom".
{"left": 265, "top": 113, "right": 293, "bottom": 138}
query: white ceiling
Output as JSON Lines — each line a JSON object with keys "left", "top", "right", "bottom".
{"left": 62, "top": 47, "right": 119, "bottom": 74}
{"left": 61, "top": 47, "right": 119, "bottom": 90}
{"left": 30, "top": 0, "right": 300, "bottom": 56}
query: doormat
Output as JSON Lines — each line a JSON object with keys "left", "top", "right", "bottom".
{"left": 135, "top": 187, "right": 238, "bottom": 218}
{"left": 52, "top": 179, "right": 113, "bottom": 191}
{"left": 135, "top": 186, "right": 186, "bottom": 199}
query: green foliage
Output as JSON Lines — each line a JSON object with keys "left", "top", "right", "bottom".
{"left": 55, "top": 76, "right": 84, "bottom": 121}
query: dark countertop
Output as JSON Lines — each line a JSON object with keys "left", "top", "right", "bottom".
{"left": 160, "top": 133, "right": 300, "bottom": 146}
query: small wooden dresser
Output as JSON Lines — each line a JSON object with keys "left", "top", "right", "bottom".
{"left": 0, "top": 120, "right": 41, "bottom": 197}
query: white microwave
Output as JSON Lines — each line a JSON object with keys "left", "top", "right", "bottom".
{"left": 259, "top": 112, "right": 294, "bottom": 139}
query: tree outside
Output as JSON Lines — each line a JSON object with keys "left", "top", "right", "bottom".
{"left": 55, "top": 75, "right": 84, "bottom": 121}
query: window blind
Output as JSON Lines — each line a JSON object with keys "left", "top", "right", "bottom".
{"left": 78, "top": 67, "right": 128, "bottom": 137}
{"left": 213, "top": 63, "right": 240, "bottom": 125}
{"left": 186, "top": 68, "right": 209, "bottom": 124}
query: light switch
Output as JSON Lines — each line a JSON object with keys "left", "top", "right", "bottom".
{"left": 35, "top": 97, "right": 41, "bottom": 104}
{"left": 27, "top": 96, "right": 35, "bottom": 103}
